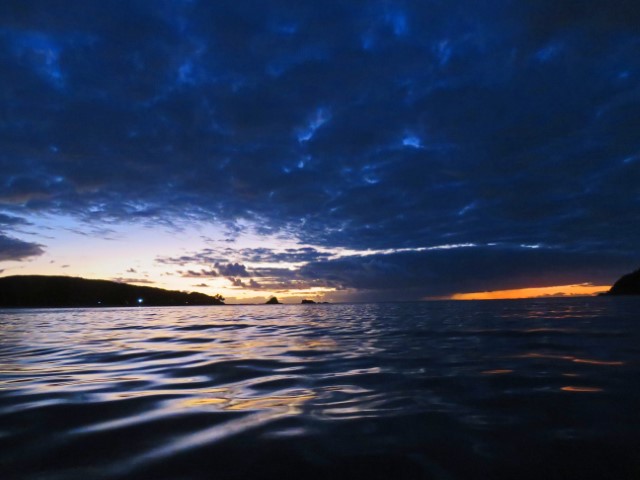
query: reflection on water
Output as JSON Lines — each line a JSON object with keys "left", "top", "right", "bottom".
{"left": 560, "top": 386, "right": 604, "bottom": 393}
{"left": 516, "top": 352, "right": 625, "bottom": 366}
{"left": 1, "top": 299, "right": 640, "bottom": 479}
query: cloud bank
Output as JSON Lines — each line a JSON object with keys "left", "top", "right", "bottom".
{"left": 0, "top": 1, "right": 638, "bottom": 297}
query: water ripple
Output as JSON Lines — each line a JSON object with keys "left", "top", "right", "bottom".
{"left": 1, "top": 299, "right": 639, "bottom": 479}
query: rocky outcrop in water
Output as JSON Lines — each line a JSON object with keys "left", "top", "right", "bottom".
{"left": 265, "top": 297, "right": 281, "bottom": 304}
{"left": 606, "top": 268, "right": 640, "bottom": 295}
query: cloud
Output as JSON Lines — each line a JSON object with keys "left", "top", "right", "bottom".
{"left": 229, "top": 277, "right": 246, "bottom": 288}
{"left": 0, "top": 2, "right": 638, "bottom": 296}
{"left": 0, "top": 213, "right": 30, "bottom": 226}
{"left": 229, "top": 247, "right": 332, "bottom": 264}
{"left": 166, "top": 243, "right": 634, "bottom": 298}
{"left": 157, "top": 251, "right": 225, "bottom": 266}
{"left": 215, "top": 262, "right": 250, "bottom": 278}
{"left": 0, "top": 234, "right": 45, "bottom": 262}
{"left": 181, "top": 269, "right": 219, "bottom": 278}
{"left": 158, "top": 246, "right": 331, "bottom": 267}
{"left": 111, "top": 277, "right": 155, "bottom": 285}
{"left": 296, "top": 245, "right": 635, "bottom": 298}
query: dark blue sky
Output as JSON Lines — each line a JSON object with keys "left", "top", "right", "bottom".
{"left": 0, "top": 1, "right": 639, "bottom": 300}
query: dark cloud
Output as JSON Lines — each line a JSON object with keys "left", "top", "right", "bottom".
{"left": 166, "top": 258, "right": 253, "bottom": 280}
{"left": 239, "top": 267, "right": 329, "bottom": 292}
{"left": 228, "top": 247, "right": 332, "bottom": 263}
{"left": 1, "top": 1, "right": 638, "bottom": 296}
{"left": 157, "top": 251, "right": 225, "bottom": 266}
{"left": 229, "top": 278, "right": 246, "bottom": 288}
{"left": 112, "top": 277, "right": 155, "bottom": 285}
{"left": 215, "top": 262, "right": 250, "bottom": 278}
{"left": 157, "top": 247, "right": 330, "bottom": 266}
{"left": 0, "top": 234, "right": 44, "bottom": 261}
{"left": 165, "top": 243, "right": 634, "bottom": 298}
{"left": 0, "top": 213, "right": 30, "bottom": 226}
{"left": 181, "top": 269, "right": 219, "bottom": 278}
{"left": 298, "top": 246, "right": 634, "bottom": 298}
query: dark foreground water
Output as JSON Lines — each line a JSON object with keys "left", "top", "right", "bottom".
{"left": 1, "top": 299, "right": 639, "bottom": 480}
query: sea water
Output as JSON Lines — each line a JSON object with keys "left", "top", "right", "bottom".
{"left": 1, "top": 299, "right": 639, "bottom": 479}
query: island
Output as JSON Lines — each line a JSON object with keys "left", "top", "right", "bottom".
{"left": 606, "top": 268, "right": 640, "bottom": 295}
{"left": 265, "top": 297, "right": 282, "bottom": 304}
{"left": 301, "top": 299, "right": 316, "bottom": 304}
{"left": 0, "top": 275, "right": 225, "bottom": 308}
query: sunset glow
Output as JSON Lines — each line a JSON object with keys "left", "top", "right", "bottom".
{"left": 449, "top": 284, "right": 610, "bottom": 300}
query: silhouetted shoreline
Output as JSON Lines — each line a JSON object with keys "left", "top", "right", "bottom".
{"left": 604, "top": 268, "right": 640, "bottom": 296}
{"left": 1, "top": 269, "right": 638, "bottom": 309}
{"left": 0, "top": 275, "right": 225, "bottom": 308}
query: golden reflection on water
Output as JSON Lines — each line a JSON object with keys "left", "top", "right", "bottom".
{"left": 572, "top": 358, "right": 624, "bottom": 366}
{"left": 172, "top": 387, "right": 316, "bottom": 414}
{"left": 122, "top": 332, "right": 341, "bottom": 359}
{"left": 111, "top": 386, "right": 228, "bottom": 400}
{"left": 289, "top": 338, "right": 338, "bottom": 351}
{"left": 522, "top": 328, "right": 577, "bottom": 333}
{"left": 514, "top": 352, "right": 619, "bottom": 393}
{"left": 179, "top": 397, "right": 228, "bottom": 407}
{"left": 99, "top": 380, "right": 318, "bottom": 416}
{"left": 46, "top": 376, "right": 142, "bottom": 388}
{"left": 517, "top": 353, "right": 624, "bottom": 366}
{"left": 224, "top": 391, "right": 316, "bottom": 412}
{"left": 561, "top": 386, "right": 603, "bottom": 393}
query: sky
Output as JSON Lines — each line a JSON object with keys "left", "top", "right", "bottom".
{"left": 0, "top": 1, "right": 639, "bottom": 303}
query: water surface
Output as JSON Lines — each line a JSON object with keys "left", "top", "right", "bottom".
{"left": 1, "top": 299, "right": 639, "bottom": 479}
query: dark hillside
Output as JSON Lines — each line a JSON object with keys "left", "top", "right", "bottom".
{"left": 0, "top": 275, "right": 224, "bottom": 307}
{"left": 606, "top": 268, "right": 640, "bottom": 296}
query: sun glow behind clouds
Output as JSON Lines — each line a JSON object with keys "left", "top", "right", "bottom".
{"left": 449, "top": 283, "right": 610, "bottom": 300}
{"left": 3, "top": 213, "right": 354, "bottom": 303}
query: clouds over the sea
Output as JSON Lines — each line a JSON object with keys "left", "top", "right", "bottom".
{"left": 0, "top": 1, "right": 638, "bottom": 295}
{"left": 156, "top": 243, "right": 632, "bottom": 298}
{"left": 0, "top": 214, "right": 43, "bottom": 261}
{"left": 0, "top": 234, "right": 44, "bottom": 262}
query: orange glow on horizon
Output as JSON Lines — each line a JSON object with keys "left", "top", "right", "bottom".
{"left": 449, "top": 283, "right": 610, "bottom": 300}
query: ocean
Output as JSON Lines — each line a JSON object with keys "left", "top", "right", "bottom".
{"left": 1, "top": 299, "right": 639, "bottom": 479}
